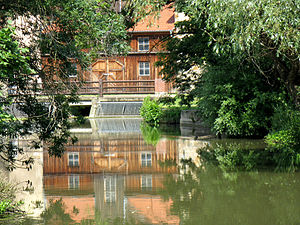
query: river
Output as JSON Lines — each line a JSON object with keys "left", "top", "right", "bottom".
{"left": 1, "top": 118, "right": 299, "bottom": 224}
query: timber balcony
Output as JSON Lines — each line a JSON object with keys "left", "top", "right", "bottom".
{"left": 7, "top": 79, "right": 175, "bottom": 97}
{"left": 7, "top": 79, "right": 173, "bottom": 97}
{"left": 81, "top": 80, "right": 156, "bottom": 96}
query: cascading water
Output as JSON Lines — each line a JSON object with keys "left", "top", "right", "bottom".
{"left": 95, "top": 101, "right": 143, "bottom": 116}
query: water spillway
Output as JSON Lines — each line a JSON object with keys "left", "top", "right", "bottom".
{"left": 94, "top": 101, "right": 143, "bottom": 116}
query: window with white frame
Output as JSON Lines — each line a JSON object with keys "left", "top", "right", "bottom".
{"left": 104, "top": 176, "right": 116, "bottom": 203}
{"left": 139, "top": 62, "right": 150, "bottom": 76}
{"left": 68, "top": 175, "right": 80, "bottom": 189}
{"left": 68, "top": 152, "right": 79, "bottom": 167}
{"left": 68, "top": 63, "right": 78, "bottom": 78}
{"left": 141, "top": 152, "right": 152, "bottom": 167}
{"left": 138, "top": 37, "right": 149, "bottom": 51}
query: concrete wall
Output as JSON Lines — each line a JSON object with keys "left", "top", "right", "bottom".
{"left": 180, "top": 110, "right": 212, "bottom": 137}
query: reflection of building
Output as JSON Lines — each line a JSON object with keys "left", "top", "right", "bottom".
{"left": 128, "top": 196, "right": 179, "bottom": 224}
{"left": 43, "top": 134, "right": 178, "bottom": 175}
{"left": 43, "top": 119, "right": 180, "bottom": 224}
{"left": 94, "top": 174, "right": 125, "bottom": 219}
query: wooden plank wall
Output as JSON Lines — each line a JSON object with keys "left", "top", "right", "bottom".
{"left": 89, "top": 32, "right": 169, "bottom": 82}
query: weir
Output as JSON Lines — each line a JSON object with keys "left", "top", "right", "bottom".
{"left": 92, "top": 101, "right": 143, "bottom": 117}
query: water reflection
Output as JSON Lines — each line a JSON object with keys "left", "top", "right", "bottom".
{"left": 161, "top": 163, "right": 300, "bottom": 225}
{"left": 43, "top": 118, "right": 181, "bottom": 224}
{"left": 1, "top": 118, "right": 299, "bottom": 224}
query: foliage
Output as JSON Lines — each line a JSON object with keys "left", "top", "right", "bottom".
{"left": 169, "top": 0, "right": 299, "bottom": 102}
{"left": 157, "top": 94, "right": 194, "bottom": 107}
{"left": 140, "top": 95, "right": 183, "bottom": 126}
{"left": 0, "top": 201, "right": 11, "bottom": 215}
{"left": 158, "top": 0, "right": 299, "bottom": 137}
{"left": 160, "top": 106, "right": 182, "bottom": 124}
{"left": 140, "top": 96, "right": 163, "bottom": 126}
{"left": 0, "top": 27, "right": 78, "bottom": 167}
{"left": 0, "top": 177, "right": 24, "bottom": 221}
{"left": 265, "top": 107, "right": 300, "bottom": 172}
{"left": 196, "top": 64, "right": 285, "bottom": 137}
{"left": 157, "top": 95, "right": 176, "bottom": 105}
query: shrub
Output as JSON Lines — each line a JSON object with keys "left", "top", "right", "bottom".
{"left": 157, "top": 95, "right": 176, "bottom": 105}
{"left": 265, "top": 107, "right": 300, "bottom": 171}
{"left": 140, "top": 97, "right": 162, "bottom": 126}
{"left": 141, "top": 96, "right": 184, "bottom": 126}
{"left": 161, "top": 107, "right": 182, "bottom": 124}
{"left": 0, "top": 177, "right": 23, "bottom": 218}
{"left": 195, "top": 63, "right": 284, "bottom": 137}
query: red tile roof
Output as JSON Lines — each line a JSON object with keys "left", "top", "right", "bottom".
{"left": 129, "top": 5, "right": 175, "bottom": 32}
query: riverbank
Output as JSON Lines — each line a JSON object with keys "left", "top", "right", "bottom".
{"left": 0, "top": 176, "right": 24, "bottom": 223}
{"left": 139, "top": 96, "right": 300, "bottom": 172}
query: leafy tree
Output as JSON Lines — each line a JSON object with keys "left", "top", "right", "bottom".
{"left": 161, "top": 0, "right": 299, "bottom": 102}
{"left": 158, "top": 0, "right": 299, "bottom": 137}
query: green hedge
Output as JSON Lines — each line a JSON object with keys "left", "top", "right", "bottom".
{"left": 140, "top": 96, "right": 182, "bottom": 126}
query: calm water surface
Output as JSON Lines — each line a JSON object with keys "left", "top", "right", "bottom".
{"left": 2, "top": 118, "right": 300, "bottom": 224}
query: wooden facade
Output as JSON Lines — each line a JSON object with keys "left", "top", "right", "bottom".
{"left": 78, "top": 6, "right": 174, "bottom": 94}
{"left": 87, "top": 6, "right": 175, "bottom": 83}
{"left": 39, "top": 6, "right": 174, "bottom": 95}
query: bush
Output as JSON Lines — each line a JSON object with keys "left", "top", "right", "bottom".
{"left": 140, "top": 96, "right": 184, "bottom": 126}
{"left": 140, "top": 97, "right": 162, "bottom": 126}
{"left": 157, "top": 95, "right": 176, "bottom": 105}
{"left": 195, "top": 63, "right": 284, "bottom": 137}
{"left": 0, "top": 177, "right": 23, "bottom": 218}
{"left": 265, "top": 107, "right": 300, "bottom": 171}
{"left": 161, "top": 107, "right": 182, "bottom": 124}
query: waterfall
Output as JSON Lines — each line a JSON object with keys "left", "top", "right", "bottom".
{"left": 95, "top": 101, "right": 143, "bottom": 116}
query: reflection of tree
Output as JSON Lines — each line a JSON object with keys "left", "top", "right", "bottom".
{"left": 140, "top": 122, "right": 161, "bottom": 146}
{"left": 160, "top": 162, "right": 300, "bottom": 225}
{"left": 140, "top": 122, "right": 181, "bottom": 147}
{"left": 41, "top": 199, "right": 74, "bottom": 225}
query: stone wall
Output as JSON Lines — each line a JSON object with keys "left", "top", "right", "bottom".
{"left": 180, "top": 110, "right": 212, "bottom": 137}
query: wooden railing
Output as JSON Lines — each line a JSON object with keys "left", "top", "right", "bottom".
{"left": 101, "top": 80, "right": 155, "bottom": 96}
{"left": 8, "top": 79, "right": 155, "bottom": 97}
{"left": 67, "top": 80, "right": 155, "bottom": 96}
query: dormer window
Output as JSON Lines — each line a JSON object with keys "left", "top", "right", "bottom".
{"left": 138, "top": 37, "right": 149, "bottom": 51}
